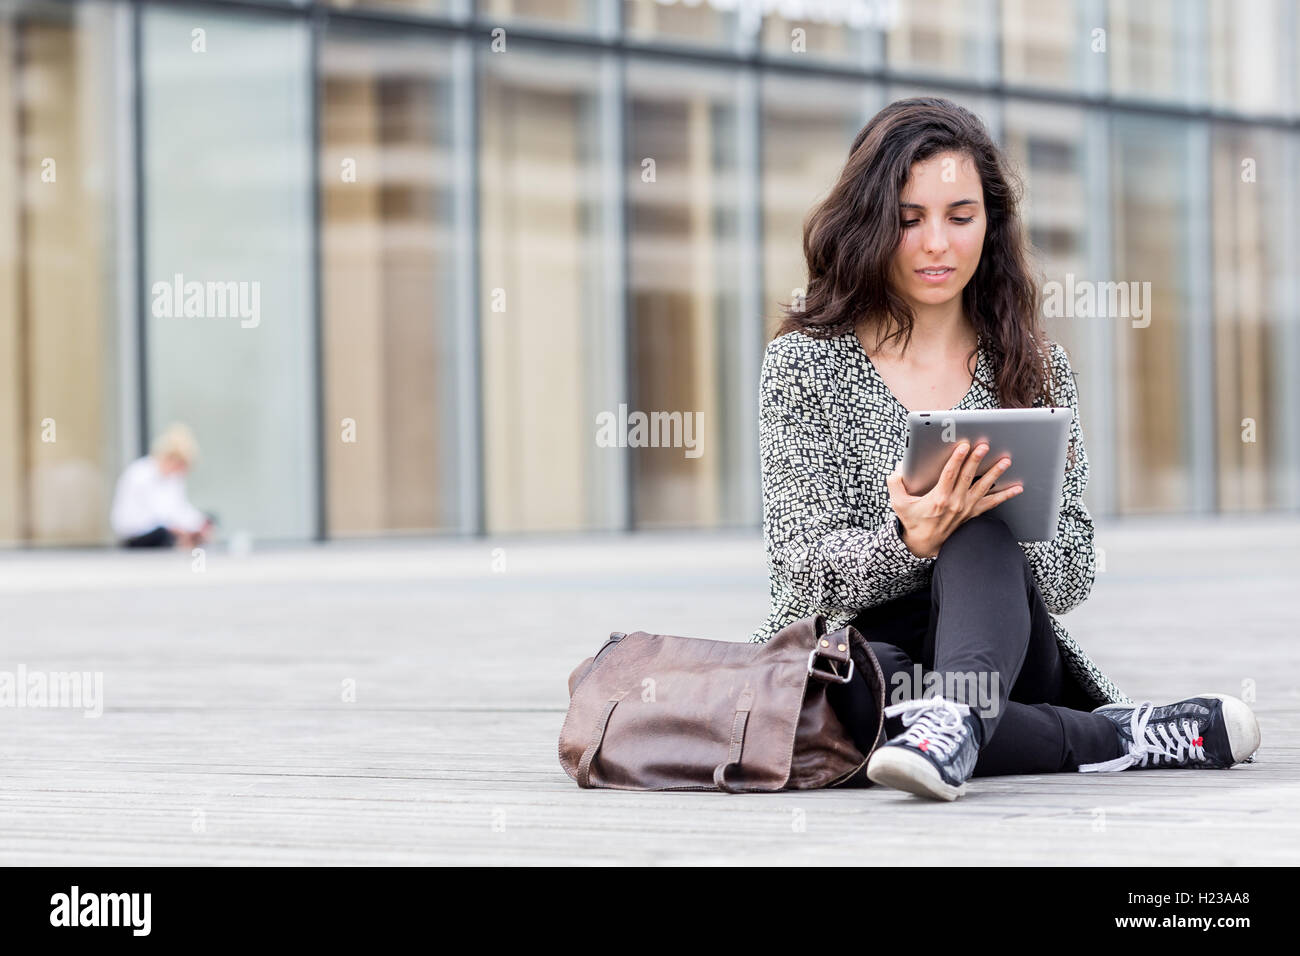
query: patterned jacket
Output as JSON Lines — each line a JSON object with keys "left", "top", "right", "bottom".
{"left": 749, "top": 328, "right": 1132, "bottom": 709}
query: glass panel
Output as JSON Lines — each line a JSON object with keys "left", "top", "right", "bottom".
{"left": 333, "top": 0, "right": 602, "bottom": 27}
{"left": 325, "top": 0, "right": 457, "bottom": 17}
{"left": 885, "top": 0, "right": 997, "bottom": 81}
{"left": 478, "top": 0, "right": 601, "bottom": 29}
{"left": 1000, "top": 0, "right": 1088, "bottom": 90}
{"left": 627, "top": 60, "right": 745, "bottom": 528}
{"left": 141, "top": 8, "right": 316, "bottom": 541}
{"left": 1002, "top": 101, "right": 1092, "bottom": 353}
{"left": 761, "top": 75, "right": 881, "bottom": 343}
{"left": 759, "top": 3, "right": 889, "bottom": 64}
{"left": 1208, "top": 0, "right": 1292, "bottom": 116}
{"left": 1107, "top": 0, "right": 1198, "bottom": 104}
{"left": 479, "top": 47, "right": 619, "bottom": 532}
{"left": 1002, "top": 100, "right": 1104, "bottom": 509}
{"left": 1210, "top": 126, "right": 1290, "bottom": 510}
{"left": 0, "top": 0, "right": 126, "bottom": 545}
{"left": 320, "top": 28, "right": 466, "bottom": 535}
{"left": 1110, "top": 115, "right": 1194, "bottom": 513}
{"left": 624, "top": 0, "right": 735, "bottom": 47}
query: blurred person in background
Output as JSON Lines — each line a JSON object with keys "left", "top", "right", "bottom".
{"left": 110, "top": 423, "right": 216, "bottom": 549}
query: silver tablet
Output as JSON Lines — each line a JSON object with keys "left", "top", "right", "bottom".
{"left": 899, "top": 407, "right": 1073, "bottom": 542}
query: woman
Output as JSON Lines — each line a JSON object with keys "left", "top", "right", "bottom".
{"left": 751, "top": 97, "right": 1260, "bottom": 801}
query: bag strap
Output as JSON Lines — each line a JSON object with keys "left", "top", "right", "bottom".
{"left": 712, "top": 687, "right": 756, "bottom": 793}
{"left": 808, "top": 624, "right": 854, "bottom": 681}
{"left": 576, "top": 690, "right": 627, "bottom": 788}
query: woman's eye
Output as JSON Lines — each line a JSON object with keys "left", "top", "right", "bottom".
{"left": 902, "top": 217, "right": 972, "bottom": 227}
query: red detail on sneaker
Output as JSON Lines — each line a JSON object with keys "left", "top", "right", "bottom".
{"left": 919, "top": 740, "right": 929, "bottom": 752}
{"left": 1193, "top": 736, "right": 1203, "bottom": 747}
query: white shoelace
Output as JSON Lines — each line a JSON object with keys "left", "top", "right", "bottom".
{"left": 1078, "top": 701, "right": 1206, "bottom": 773}
{"left": 883, "top": 697, "right": 973, "bottom": 759}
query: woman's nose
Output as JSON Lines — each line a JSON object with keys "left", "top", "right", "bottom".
{"left": 922, "top": 224, "right": 949, "bottom": 254}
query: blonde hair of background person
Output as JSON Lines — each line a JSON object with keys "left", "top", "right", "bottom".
{"left": 150, "top": 422, "right": 200, "bottom": 469}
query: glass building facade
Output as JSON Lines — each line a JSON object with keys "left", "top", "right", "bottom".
{"left": 1, "top": 0, "right": 1297, "bottom": 546}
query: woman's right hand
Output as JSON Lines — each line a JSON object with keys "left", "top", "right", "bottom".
{"left": 885, "top": 441, "right": 1023, "bottom": 559}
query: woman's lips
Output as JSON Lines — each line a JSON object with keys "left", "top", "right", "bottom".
{"left": 915, "top": 266, "right": 955, "bottom": 284}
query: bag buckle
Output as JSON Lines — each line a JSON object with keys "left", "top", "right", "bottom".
{"left": 807, "top": 647, "right": 854, "bottom": 684}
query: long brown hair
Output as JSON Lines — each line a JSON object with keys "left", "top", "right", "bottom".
{"left": 775, "top": 96, "right": 1056, "bottom": 408}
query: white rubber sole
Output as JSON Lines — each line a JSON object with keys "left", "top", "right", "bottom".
{"left": 866, "top": 746, "right": 966, "bottom": 801}
{"left": 1094, "top": 692, "right": 1262, "bottom": 765}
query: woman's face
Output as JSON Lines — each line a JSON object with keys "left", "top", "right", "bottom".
{"left": 159, "top": 453, "right": 189, "bottom": 476}
{"left": 888, "top": 150, "right": 987, "bottom": 315}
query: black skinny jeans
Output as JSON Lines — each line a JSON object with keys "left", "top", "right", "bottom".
{"left": 123, "top": 526, "right": 177, "bottom": 548}
{"left": 842, "top": 512, "right": 1123, "bottom": 776}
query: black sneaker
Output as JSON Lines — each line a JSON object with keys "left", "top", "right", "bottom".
{"left": 1078, "top": 693, "right": 1261, "bottom": 773}
{"left": 866, "top": 696, "right": 980, "bottom": 801}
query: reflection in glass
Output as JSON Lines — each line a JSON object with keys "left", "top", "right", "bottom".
{"left": 624, "top": 0, "right": 734, "bottom": 47}
{"left": 761, "top": 76, "right": 880, "bottom": 343}
{"left": 885, "top": 0, "right": 996, "bottom": 81}
{"left": 1210, "top": 126, "right": 1289, "bottom": 510}
{"left": 627, "top": 60, "right": 747, "bottom": 528}
{"left": 320, "top": 29, "right": 465, "bottom": 534}
{"left": 1208, "top": 0, "right": 1292, "bottom": 116}
{"left": 142, "top": 9, "right": 316, "bottom": 540}
{"left": 325, "top": 0, "right": 457, "bottom": 17}
{"left": 1002, "top": 101, "right": 1091, "bottom": 355}
{"left": 1107, "top": 0, "right": 1197, "bottom": 103}
{"left": 478, "top": 0, "right": 599, "bottom": 29}
{"left": 1002, "top": 100, "right": 1109, "bottom": 515}
{"left": 479, "top": 48, "right": 619, "bottom": 532}
{"left": 1110, "top": 115, "right": 1193, "bottom": 513}
{"left": 1001, "top": 0, "right": 1086, "bottom": 90}
{"left": 759, "top": 4, "right": 887, "bottom": 63}
{"left": 0, "top": 0, "right": 125, "bottom": 545}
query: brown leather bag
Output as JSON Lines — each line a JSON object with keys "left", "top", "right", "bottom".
{"left": 558, "top": 614, "right": 887, "bottom": 793}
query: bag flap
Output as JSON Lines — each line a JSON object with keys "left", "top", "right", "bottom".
{"left": 566, "top": 632, "right": 628, "bottom": 697}
{"left": 558, "top": 619, "right": 825, "bottom": 791}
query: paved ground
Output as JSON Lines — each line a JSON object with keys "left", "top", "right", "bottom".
{"left": 1, "top": 514, "right": 1297, "bottom": 865}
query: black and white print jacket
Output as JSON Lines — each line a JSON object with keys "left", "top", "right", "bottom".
{"left": 749, "top": 327, "right": 1132, "bottom": 709}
